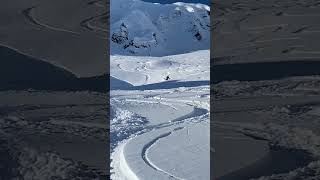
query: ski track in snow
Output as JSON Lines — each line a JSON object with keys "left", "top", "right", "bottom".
{"left": 110, "top": 84, "right": 210, "bottom": 180}
{"left": 142, "top": 128, "right": 185, "bottom": 180}
{"left": 22, "top": 6, "right": 81, "bottom": 35}
{"left": 111, "top": 99, "right": 209, "bottom": 180}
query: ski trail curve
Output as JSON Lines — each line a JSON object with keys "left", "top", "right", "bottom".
{"left": 111, "top": 84, "right": 210, "bottom": 180}
{"left": 22, "top": 6, "right": 108, "bottom": 38}
{"left": 141, "top": 129, "right": 184, "bottom": 180}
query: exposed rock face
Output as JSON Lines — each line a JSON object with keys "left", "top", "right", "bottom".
{"left": 110, "top": 0, "right": 210, "bottom": 56}
{"left": 111, "top": 23, "right": 129, "bottom": 45}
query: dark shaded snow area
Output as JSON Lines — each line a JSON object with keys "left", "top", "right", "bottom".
{"left": 0, "top": 46, "right": 108, "bottom": 92}
{"left": 213, "top": 77, "right": 320, "bottom": 179}
{"left": 0, "top": 91, "right": 109, "bottom": 179}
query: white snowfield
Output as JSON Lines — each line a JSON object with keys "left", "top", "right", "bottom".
{"left": 110, "top": 0, "right": 210, "bottom": 179}
{"left": 110, "top": 48, "right": 210, "bottom": 180}
{"left": 110, "top": 0, "right": 210, "bottom": 56}
{"left": 111, "top": 50, "right": 210, "bottom": 86}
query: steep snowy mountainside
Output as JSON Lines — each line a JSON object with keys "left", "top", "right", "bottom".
{"left": 110, "top": 0, "right": 210, "bottom": 56}
{"left": 142, "top": 0, "right": 210, "bottom": 5}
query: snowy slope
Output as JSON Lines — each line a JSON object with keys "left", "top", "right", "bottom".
{"left": 111, "top": 86, "right": 210, "bottom": 180}
{"left": 142, "top": 0, "right": 210, "bottom": 5}
{"left": 110, "top": 0, "right": 210, "bottom": 179}
{"left": 110, "top": 49, "right": 210, "bottom": 180}
{"left": 111, "top": 50, "right": 210, "bottom": 86}
{"left": 110, "top": 0, "right": 210, "bottom": 56}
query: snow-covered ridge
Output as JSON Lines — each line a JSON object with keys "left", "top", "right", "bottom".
{"left": 110, "top": 0, "right": 210, "bottom": 56}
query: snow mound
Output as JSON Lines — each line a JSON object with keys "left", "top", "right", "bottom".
{"left": 110, "top": 103, "right": 149, "bottom": 150}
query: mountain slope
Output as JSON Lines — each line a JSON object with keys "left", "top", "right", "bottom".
{"left": 111, "top": 50, "right": 209, "bottom": 87}
{"left": 110, "top": 0, "right": 210, "bottom": 56}
{"left": 142, "top": 0, "right": 210, "bottom": 5}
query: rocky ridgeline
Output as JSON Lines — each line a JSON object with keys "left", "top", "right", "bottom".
{"left": 110, "top": 0, "right": 210, "bottom": 56}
